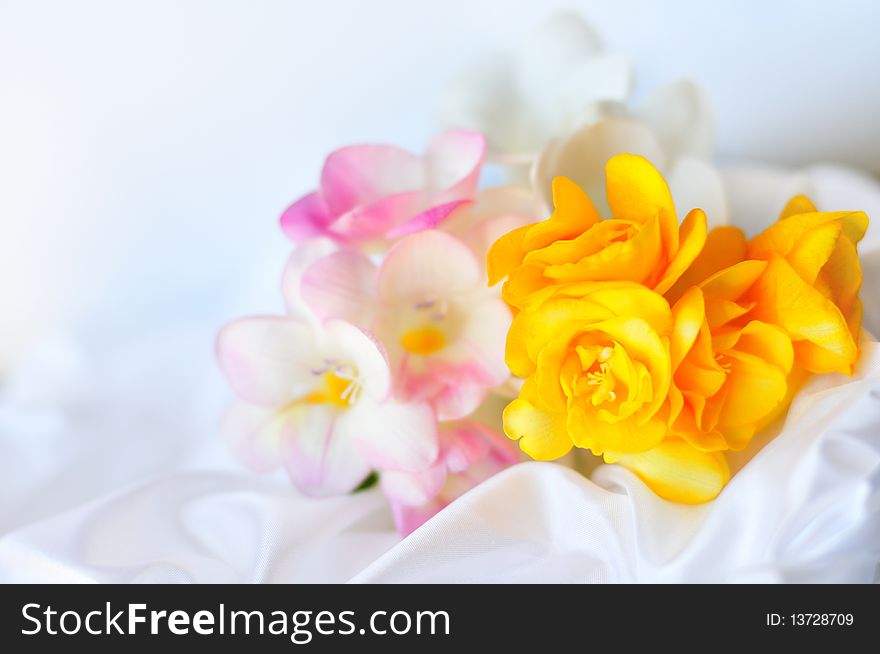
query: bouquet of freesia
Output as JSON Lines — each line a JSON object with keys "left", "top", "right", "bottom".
{"left": 216, "top": 13, "right": 875, "bottom": 547}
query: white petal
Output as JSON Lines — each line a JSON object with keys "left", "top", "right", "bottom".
{"left": 281, "top": 237, "right": 339, "bottom": 319}
{"left": 558, "top": 53, "right": 632, "bottom": 130}
{"left": 282, "top": 403, "right": 371, "bottom": 497}
{"left": 376, "top": 230, "right": 480, "bottom": 304}
{"left": 636, "top": 79, "right": 714, "bottom": 159}
{"left": 320, "top": 319, "right": 390, "bottom": 401}
{"left": 222, "top": 400, "right": 286, "bottom": 473}
{"left": 339, "top": 397, "right": 439, "bottom": 472}
{"left": 533, "top": 117, "right": 666, "bottom": 216}
{"left": 437, "top": 55, "right": 522, "bottom": 156}
{"left": 216, "top": 317, "right": 318, "bottom": 406}
{"left": 665, "top": 155, "right": 729, "bottom": 229}
{"left": 300, "top": 249, "right": 377, "bottom": 326}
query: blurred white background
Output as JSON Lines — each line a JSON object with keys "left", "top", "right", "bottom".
{"left": 1, "top": 0, "right": 879, "bottom": 532}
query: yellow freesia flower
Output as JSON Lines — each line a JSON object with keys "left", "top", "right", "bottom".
{"left": 488, "top": 154, "right": 707, "bottom": 310}
{"left": 746, "top": 196, "right": 867, "bottom": 375}
{"left": 502, "top": 281, "right": 673, "bottom": 460}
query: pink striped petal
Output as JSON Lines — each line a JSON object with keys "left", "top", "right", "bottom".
{"left": 329, "top": 190, "right": 427, "bottom": 242}
{"left": 339, "top": 397, "right": 439, "bottom": 472}
{"left": 377, "top": 230, "right": 481, "bottom": 303}
{"left": 300, "top": 250, "right": 377, "bottom": 326}
{"left": 385, "top": 199, "right": 472, "bottom": 239}
{"left": 282, "top": 403, "right": 372, "bottom": 497}
{"left": 216, "top": 317, "right": 318, "bottom": 406}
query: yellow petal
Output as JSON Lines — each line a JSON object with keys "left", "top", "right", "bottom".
{"left": 716, "top": 349, "right": 789, "bottom": 434}
{"left": 670, "top": 286, "right": 704, "bottom": 370}
{"left": 501, "top": 263, "right": 551, "bottom": 310}
{"left": 487, "top": 223, "right": 532, "bottom": 286}
{"left": 524, "top": 298, "right": 614, "bottom": 363}
{"left": 786, "top": 220, "right": 842, "bottom": 285}
{"left": 503, "top": 393, "right": 572, "bottom": 460}
{"left": 751, "top": 255, "right": 857, "bottom": 372}
{"left": 523, "top": 219, "right": 627, "bottom": 266}
{"left": 820, "top": 232, "right": 863, "bottom": 317}
{"left": 715, "top": 320, "right": 793, "bottom": 373}
{"left": 592, "top": 316, "right": 671, "bottom": 419}
{"left": 614, "top": 438, "right": 730, "bottom": 504}
{"left": 521, "top": 177, "right": 600, "bottom": 251}
{"left": 543, "top": 281, "right": 673, "bottom": 335}
{"left": 655, "top": 207, "right": 708, "bottom": 295}
{"left": 567, "top": 403, "right": 667, "bottom": 455}
{"left": 700, "top": 259, "right": 767, "bottom": 301}
{"left": 543, "top": 213, "right": 663, "bottom": 284}
{"left": 666, "top": 226, "right": 747, "bottom": 304}
{"left": 748, "top": 211, "right": 868, "bottom": 259}
{"left": 605, "top": 153, "right": 679, "bottom": 253}
{"left": 778, "top": 194, "right": 817, "bottom": 219}
{"left": 505, "top": 310, "right": 536, "bottom": 378}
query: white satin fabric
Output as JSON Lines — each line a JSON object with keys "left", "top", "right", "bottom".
{"left": 1, "top": 164, "right": 879, "bottom": 583}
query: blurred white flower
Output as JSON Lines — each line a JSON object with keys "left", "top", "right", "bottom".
{"left": 438, "top": 13, "right": 632, "bottom": 167}
{"left": 533, "top": 80, "right": 729, "bottom": 229}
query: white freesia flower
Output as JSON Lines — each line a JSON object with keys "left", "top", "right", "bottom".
{"left": 438, "top": 12, "right": 632, "bottom": 167}
{"left": 439, "top": 12, "right": 728, "bottom": 228}
{"left": 532, "top": 80, "right": 729, "bottom": 229}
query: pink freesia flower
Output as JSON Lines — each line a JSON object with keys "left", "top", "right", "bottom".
{"left": 382, "top": 421, "right": 520, "bottom": 536}
{"left": 280, "top": 130, "right": 485, "bottom": 246}
{"left": 216, "top": 316, "right": 438, "bottom": 496}
{"left": 293, "top": 230, "right": 512, "bottom": 420}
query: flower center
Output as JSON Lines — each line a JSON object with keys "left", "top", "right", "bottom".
{"left": 584, "top": 346, "right": 617, "bottom": 405}
{"left": 303, "top": 362, "right": 362, "bottom": 408}
{"left": 714, "top": 353, "right": 732, "bottom": 374}
{"left": 400, "top": 326, "right": 447, "bottom": 355}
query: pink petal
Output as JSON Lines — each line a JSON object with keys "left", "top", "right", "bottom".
{"left": 320, "top": 144, "right": 425, "bottom": 218}
{"left": 216, "top": 317, "right": 317, "bottom": 406}
{"left": 385, "top": 199, "right": 472, "bottom": 239}
{"left": 280, "top": 192, "right": 334, "bottom": 242}
{"left": 300, "top": 250, "right": 377, "bottom": 326}
{"left": 339, "top": 397, "right": 439, "bottom": 472}
{"left": 380, "top": 461, "right": 447, "bottom": 506}
{"left": 282, "top": 403, "right": 372, "bottom": 497}
{"left": 376, "top": 230, "right": 481, "bottom": 304}
{"left": 329, "top": 191, "right": 428, "bottom": 242}
{"left": 281, "top": 238, "right": 339, "bottom": 318}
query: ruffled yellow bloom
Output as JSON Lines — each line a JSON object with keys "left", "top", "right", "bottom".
{"left": 746, "top": 196, "right": 867, "bottom": 375}
{"left": 502, "top": 282, "right": 673, "bottom": 460}
{"left": 491, "top": 156, "right": 868, "bottom": 507}
{"left": 488, "top": 154, "right": 707, "bottom": 310}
